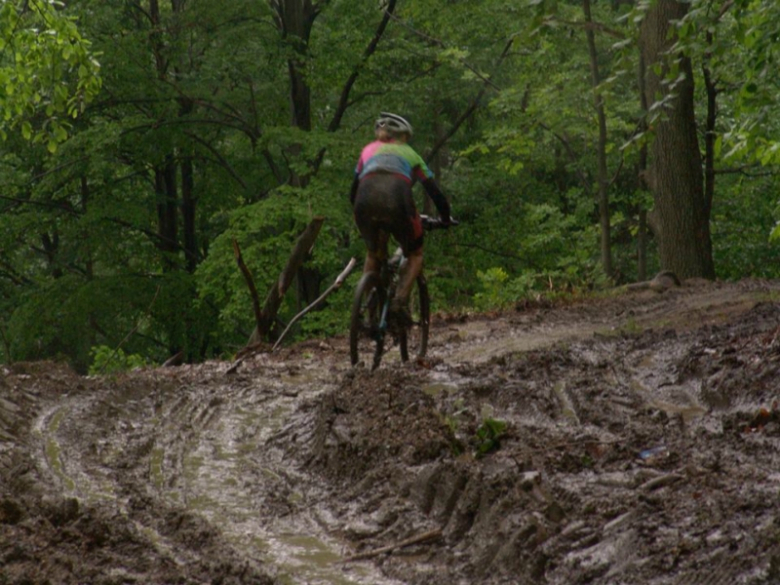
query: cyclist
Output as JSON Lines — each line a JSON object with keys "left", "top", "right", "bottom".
{"left": 349, "top": 112, "right": 452, "bottom": 323}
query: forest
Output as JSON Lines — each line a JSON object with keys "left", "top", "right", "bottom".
{"left": 1, "top": 0, "right": 779, "bottom": 373}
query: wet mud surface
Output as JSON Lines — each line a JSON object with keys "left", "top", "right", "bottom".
{"left": 3, "top": 278, "right": 780, "bottom": 584}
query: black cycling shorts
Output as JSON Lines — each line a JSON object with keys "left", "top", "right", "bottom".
{"left": 353, "top": 172, "right": 423, "bottom": 258}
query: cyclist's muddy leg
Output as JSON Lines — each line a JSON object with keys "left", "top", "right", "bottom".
{"left": 363, "top": 252, "right": 380, "bottom": 275}
{"left": 395, "top": 247, "right": 423, "bottom": 306}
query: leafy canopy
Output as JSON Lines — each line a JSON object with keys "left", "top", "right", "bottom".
{"left": 0, "top": 0, "right": 101, "bottom": 150}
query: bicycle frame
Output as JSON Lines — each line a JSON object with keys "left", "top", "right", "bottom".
{"left": 350, "top": 215, "right": 450, "bottom": 369}
{"left": 374, "top": 250, "right": 403, "bottom": 338}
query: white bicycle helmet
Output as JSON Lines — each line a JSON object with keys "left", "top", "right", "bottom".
{"left": 375, "top": 112, "right": 413, "bottom": 137}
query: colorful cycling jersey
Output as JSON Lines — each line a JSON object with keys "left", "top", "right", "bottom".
{"left": 355, "top": 140, "right": 435, "bottom": 183}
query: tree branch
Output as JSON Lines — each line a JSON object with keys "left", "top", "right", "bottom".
{"left": 183, "top": 131, "right": 248, "bottom": 190}
{"left": 547, "top": 17, "right": 625, "bottom": 39}
{"left": 538, "top": 122, "right": 592, "bottom": 192}
{"left": 385, "top": 11, "right": 502, "bottom": 91}
{"left": 272, "top": 257, "right": 357, "bottom": 351}
{"left": 426, "top": 37, "right": 515, "bottom": 164}
{"left": 232, "top": 238, "right": 263, "bottom": 335}
{"left": 327, "top": 0, "right": 398, "bottom": 132}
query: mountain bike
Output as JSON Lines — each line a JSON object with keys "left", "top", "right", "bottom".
{"left": 349, "top": 215, "right": 455, "bottom": 370}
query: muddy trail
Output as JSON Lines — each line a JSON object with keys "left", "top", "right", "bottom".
{"left": 3, "top": 278, "right": 780, "bottom": 585}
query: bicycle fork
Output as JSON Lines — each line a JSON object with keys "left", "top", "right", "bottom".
{"left": 377, "top": 300, "right": 391, "bottom": 336}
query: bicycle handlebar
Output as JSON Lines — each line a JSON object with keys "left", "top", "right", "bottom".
{"left": 420, "top": 214, "right": 460, "bottom": 231}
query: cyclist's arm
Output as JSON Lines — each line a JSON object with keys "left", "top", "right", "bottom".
{"left": 407, "top": 150, "right": 452, "bottom": 224}
{"left": 420, "top": 178, "right": 451, "bottom": 224}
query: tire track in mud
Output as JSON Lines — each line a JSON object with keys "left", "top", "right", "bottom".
{"left": 26, "top": 379, "right": 265, "bottom": 580}
{"left": 430, "top": 290, "right": 780, "bottom": 585}
{"left": 29, "top": 357, "right": 407, "bottom": 584}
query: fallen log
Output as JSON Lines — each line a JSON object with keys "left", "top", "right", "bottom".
{"left": 338, "top": 528, "right": 442, "bottom": 563}
{"left": 626, "top": 270, "right": 681, "bottom": 293}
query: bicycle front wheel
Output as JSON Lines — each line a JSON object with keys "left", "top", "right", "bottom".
{"left": 399, "top": 274, "right": 430, "bottom": 363}
{"left": 349, "top": 272, "right": 385, "bottom": 368}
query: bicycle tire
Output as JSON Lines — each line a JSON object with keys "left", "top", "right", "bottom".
{"left": 349, "top": 272, "right": 385, "bottom": 367}
{"left": 399, "top": 274, "right": 430, "bottom": 363}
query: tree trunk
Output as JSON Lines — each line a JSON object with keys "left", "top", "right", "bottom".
{"left": 702, "top": 30, "right": 717, "bottom": 224}
{"left": 296, "top": 267, "right": 322, "bottom": 312}
{"left": 273, "top": 0, "right": 324, "bottom": 134}
{"left": 179, "top": 98, "right": 197, "bottom": 274}
{"left": 150, "top": 0, "right": 177, "bottom": 267}
{"left": 80, "top": 175, "right": 94, "bottom": 279}
{"left": 181, "top": 156, "right": 197, "bottom": 273}
{"left": 40, "top": 231, "right": 61, "bottom": 278}
{"left": 425, "top": 116, "right": 446, "bottom": 217}
{"left": 637, "top": 51, "right": 649, "bottom": 282}
{"left": 637, "top": 209, "right": 647, "bottom": 281}
{"left": 271, "top": 1, "right": 328, "bottom": 307}
{"left": 155, "top": 158, "right": 178, "bottom": 260}
{"left": 639, "top": 0, "right": 715, "bottom": 280}
{"left": 275, "top": 0, "right": 314, "bottom": 131}
{"left": 583, "top": 0, "right": 612, "bottom": 279}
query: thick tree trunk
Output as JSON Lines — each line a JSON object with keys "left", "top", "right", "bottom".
{"left": 639, "top": 0, "right": 715, "bottom": 280}
{"left": 271, "top": 2, "right": 332, "bottom": 306}
{"left": 273, "top": 0, "right": 320, "bottom": 132}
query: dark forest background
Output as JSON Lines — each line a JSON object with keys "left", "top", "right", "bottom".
{"left": 2, "top": 0, "right": 779, "bottom": 372}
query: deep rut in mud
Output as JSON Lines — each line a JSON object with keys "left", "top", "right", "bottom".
{"left": 3, "top": 279, "right": 780, "bottom": 584}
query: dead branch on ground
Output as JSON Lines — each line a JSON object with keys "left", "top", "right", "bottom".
{"left": 227, "top": 217, "right": 326, "bottom": 374}
{"left": 338, "top": 528, "right": 442, "bottom": 563}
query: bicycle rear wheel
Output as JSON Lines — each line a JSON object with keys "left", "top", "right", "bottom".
{"left": 349, "top": 272, "right": 385, "bottom": 368}
{"left": 399, "top": 274, "right": 430, "bottom": 363}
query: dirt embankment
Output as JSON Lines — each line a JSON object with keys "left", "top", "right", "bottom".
{"left": 3, "top": 278, "right": 780, "bottom": 584}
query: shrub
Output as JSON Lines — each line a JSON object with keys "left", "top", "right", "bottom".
{"left": 88, "top": 345, "right": 148, "bottom": 376}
